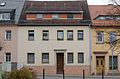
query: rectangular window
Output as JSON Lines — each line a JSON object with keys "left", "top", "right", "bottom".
{"left": 6, "top": 53, "right": 11, "bottom": 62}
{"left": 43, "top": 30, "right": 49, "bottom": 40}
{"left": 42, "top": 53, "right": 49, "bottom": 63}
{"left": 0, "top": 13, "right": 10, "bottom": 20}
{"left": 67, "top": 14, "right": 73, "bottom": 18}
{"left": 109, "top": 32, "right": 116, "bottom": 42}
{"left": 78, "top": 53, "right": 84, "bottom": 63}
{"left": 5, "top": 30, "right": 11, "bottom": 40}
{"left": 96, "top": 32, "right": 103, "bottom": 43}
{"left": 52, "top": 14, "right": 58, "bottom": 19}
{"left": 28, "top": 30, "right": 34, "bottom": 40}
{"left": 37, "top": 14, "right": 42, "bottom": 19}
{"left": 57, "top": 30, "right": 63, "bottom": 40}
{"left": 67, "top": 53, "right": 73, "bottom": 63}
{"left": 27, "top": 53, "right": 34, "bottom": 64}
{"left": 67, "top": 30, "right": 73, "bottom": 40}
{"left": 78, "top": 30, "right": 83, "bottom": 40}
{"left": 3, "top": 13, "right": 10, "bottom": 20}
{"left": 109, "top": 56, "right": 118, "bottom": 70}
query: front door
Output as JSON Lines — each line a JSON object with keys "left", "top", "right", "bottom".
{"left": 57, "top": 53, "right": 64, "bottom": 74}
{"left": 96, "top": 56, "right": 105, "bottom": 75}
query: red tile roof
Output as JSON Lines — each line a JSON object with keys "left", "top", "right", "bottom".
{"left": 89, "top": 5, "right": 120, "bottom": 27}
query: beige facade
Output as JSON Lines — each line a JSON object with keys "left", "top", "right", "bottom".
{"left": 91, "top": 27, "right": 120, "bottom": 75}
{"left": 18, "top": 26, "right": 90, "bottom": 75}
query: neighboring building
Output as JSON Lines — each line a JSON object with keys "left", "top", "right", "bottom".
{"left": 18, "top": 1, "right": 91, "bottom": 75}
{"left": 0, "top": 0, "right": 25, "bottom": 71}
{"left": 89, "top": 5, "right": 120, "bottom": 75}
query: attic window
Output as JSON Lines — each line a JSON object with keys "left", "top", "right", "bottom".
{"left": 0, "top": 2, "right": 6, "bottom": 6}
{"left": 95, "top": 15, "right": 120, "bottom": 20}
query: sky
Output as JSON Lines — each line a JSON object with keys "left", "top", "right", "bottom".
{"left": 28, "top": 0, "right": 120, "bottom": 5}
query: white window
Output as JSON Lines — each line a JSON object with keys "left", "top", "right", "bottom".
{"left": 37, "top": 14, "right": 42, "bottom": 19}
{"left": 52, "top": 14, "right": 58, "bottom": 19}
{"left": 57, "top": 30, "right": 63, "bottom": 40}
{"left": 6, "top": 53, "right": 11, "bottom": 62}
{"left": 96, "top": 32, "right": 103, "bottom": 43}
{"left": 5, "top": 30, "right": 11, "bottom": 40}
{"left": 0, "top": 13, "right": 10, "bottom": 20}
{"left": 109, "top": 32, "right": 116, "bottom": 42}
{"left": 3, "top": 13, "right": 10, "bottom": 20}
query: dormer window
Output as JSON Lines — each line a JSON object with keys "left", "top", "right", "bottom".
{"left": 0, "top": 13, "right": 10, "bottom": 20}
{"left": 0, "top": 2, "right": 6, "bottom": 6}
{"left": 95, "top": 15, "right": 120, "bottom": 20}
{"left": 52, "top": 14, "right": 58, "bottom": 19}
{"left": 67, "top": 14, "right": 73, "bottom": 18}
{"left": 37, "top": 14, "right": 42, "bottom": 19}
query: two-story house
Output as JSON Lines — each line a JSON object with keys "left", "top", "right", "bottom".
{"left": 18, "top": 1, "right": 91, "bottom": 75}
{"left": 89, "top": 5, "right": 120, "bottom": 75}
{"left": 0, "top": 0, "right": 25, "bottom": 71}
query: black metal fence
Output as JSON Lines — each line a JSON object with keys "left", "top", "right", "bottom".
{"left": 42, "top": 69, "right": 105, "bottom": 79}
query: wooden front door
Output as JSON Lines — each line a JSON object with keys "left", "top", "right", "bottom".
{"left": 57, "top": 53, "right": 64, "bottom": 74}
{"left": 96, "top": 56, "right": 105, "bottom": 75}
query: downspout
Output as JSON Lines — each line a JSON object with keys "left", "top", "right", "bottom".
{"left": 89, "top": 23, "right": 92, "bottom": 75}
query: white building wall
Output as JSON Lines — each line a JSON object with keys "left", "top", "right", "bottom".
{"left": 18, "top": 26, "right": 90, "bottom": 66}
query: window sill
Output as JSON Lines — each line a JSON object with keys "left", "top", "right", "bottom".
{"left": 5, "top": 40, "right": 11, "bottom": 41}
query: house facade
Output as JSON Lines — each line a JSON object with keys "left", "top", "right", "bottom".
{"left": 89, "top": 5, "right": 120, "bottom": 75}
{"left": 18, "top": 1, "right": 91, "bottom": 75}
{"left": 0, "top": 0, "right": 25, "bottom": 71}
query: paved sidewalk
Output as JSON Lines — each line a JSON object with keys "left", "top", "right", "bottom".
{"left": 37, "top": 74, "right": 120, "bottom": 79}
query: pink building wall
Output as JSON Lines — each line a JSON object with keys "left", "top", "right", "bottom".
{"left": 0, "top": 24, "right": 18, "bottom": 62}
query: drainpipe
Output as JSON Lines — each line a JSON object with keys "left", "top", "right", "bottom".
{"left": 89, "top": 23, "right": 92, "bottom": 75}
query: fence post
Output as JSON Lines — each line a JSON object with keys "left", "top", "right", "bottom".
{"left": 102, "top": 70, "right": 104, "bottom": 79}
{"left": 83, "top": 70, "right": 85, "bottom": 79}
{"left": 43, "top": 69, "right": 45, "bottom": 79}
{"left": 63, "top": 68, "right": 65, "bottom": 79}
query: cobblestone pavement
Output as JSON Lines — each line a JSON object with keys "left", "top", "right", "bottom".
{"left": 37, "top": 75, "right": 120, "bottom": 79}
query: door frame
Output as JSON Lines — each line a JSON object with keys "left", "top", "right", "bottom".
{"left": 96, "top": 56, "right": 105, "bottom": 75}
{"left": 94, "top": 54, "right": 107, "bottom": 75}
{"left": 56, "top": 53, "right": 64, "bottom": 74}
{"left": 54, "top": 49, "right": 66, "bottom": 74}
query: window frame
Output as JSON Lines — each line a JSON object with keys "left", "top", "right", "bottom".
{"left": 27, "top": 53, "right": 35, "bottom": 64}
{"left": 109, "top": 32, "right": 116, "bottom": 42}
{"left": 42, "top": 53, "right": 49, "bottom": 64}
{"left": 78, "top": 30, "right": 84, "bottom": 40}
{"left": 52, "top": 14, "right": 58, "bottom": 19}
{"left": 96, "top": 31, "right": 104, "bottom": 43}
{"left": 78, "top": 53, "right": 84, "bottom": 63}
{"left": 37, "top": 14, "right": 43, "bottom": 19}
{"left": 0, "top": 13, "right": 11, "bottom": 20}
{"left": 28, "top": 30, "right": 34, "bottom": 41}
{"left": 6, "top": 53, "right": 11, "bottom": 62}
{"left": 43, "top": 30, "right": 49, "bottom": 41}
{"left": 5, "top": 30, "right": 11, "bottom": 40}
{"left": 67, "top": 30, "right": 73, "bottom": 40}
{"left": 57, "top": 30, "right": 64, "bottom": 40}
{"left": 67, "top": 53, "right": 74, "bottom": 63}
{"left": 67, "top": 14, "right": 73, "bottom": 18}
{"left": 109, "top": 56, "right": 118, "bottom": 70}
